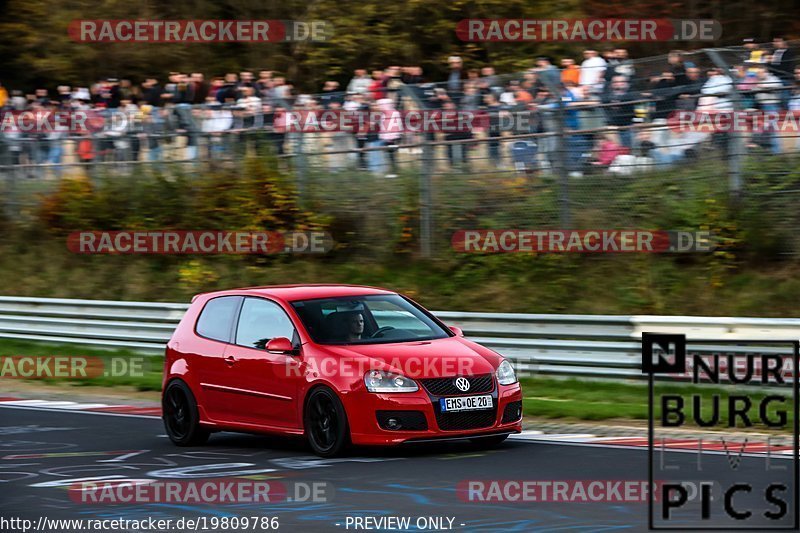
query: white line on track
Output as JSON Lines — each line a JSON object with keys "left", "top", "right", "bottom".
{"left": 0, "top": 404, "right": 160, "bottom": 420}
{"left": 512, "top": 437, "right": 795, "bottom": 459}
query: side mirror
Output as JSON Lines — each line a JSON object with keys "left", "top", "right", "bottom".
{"left": 266, "top": 337, "right": 297, "bottom": 355}
{"left": 449, "top": 326, "right": 464, "bottom": 337}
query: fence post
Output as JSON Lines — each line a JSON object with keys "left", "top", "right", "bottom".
{"left": 397, "top": 80, "right": 436, "bottom": 258}
{"left": 541, "top": 74, "right": 571, "bottom": 228}
{"left": 420, "top": 142, "right": 433, "bottom": 258}
{"left": 2, "top": 168, "right": 16, "bottom": 221}
{"left": 705, "top": 49, "right": 743, "bottom": 202}
{"left": 292, "top": 132, "right": 307, "bottom": 207}
{"left": 554, "top": 102, "right": 571, "bottom": 228}
{"left": 0, "top": 138, "right": 15, "bottom": 219}
{"left": 729, "top": 126, "right": 743, "bottom": 203}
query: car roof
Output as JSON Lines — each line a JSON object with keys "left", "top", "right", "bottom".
{"left": 194, "top": 284, "right": 397, "bottom": 303}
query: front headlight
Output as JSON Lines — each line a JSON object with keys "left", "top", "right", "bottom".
{"left": 364, "top": 370, "right": 419, "bottom": 393}
{"left": 496, "top": 359, "right": 517, "bottom": 385}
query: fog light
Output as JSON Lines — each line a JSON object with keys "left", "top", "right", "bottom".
{"left": 386, "top": 418, "right": 402, "bottom": 430}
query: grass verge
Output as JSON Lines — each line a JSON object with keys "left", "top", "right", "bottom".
{"left": 0, "top": 338, "right": 163, "bottom": 391}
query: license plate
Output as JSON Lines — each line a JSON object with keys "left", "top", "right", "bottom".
{"left": 439, "top": 395, "right": 492, "bottom": 412}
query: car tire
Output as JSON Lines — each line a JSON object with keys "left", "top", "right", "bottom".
{"left": 470, "top": 434, "right": 509, "bottom": 448}
{"left": 163, "top": 380, "right": 210, "bottom": 446}
{"left": 304, "top": 387, "right": 350, "bottom": 457}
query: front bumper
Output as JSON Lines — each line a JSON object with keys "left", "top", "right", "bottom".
{"left": 346, "top": 379, "right": 523, "bottom": 446}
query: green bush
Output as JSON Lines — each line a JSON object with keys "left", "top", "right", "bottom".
{"left": 0, "top": 152, "right": 799, "bottom": 315}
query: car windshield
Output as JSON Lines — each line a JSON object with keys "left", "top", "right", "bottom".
{"left": 291, "top": 294, "right": 450, "bottom": 345}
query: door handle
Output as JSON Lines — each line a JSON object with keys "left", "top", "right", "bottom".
{"left": 224, "top": 355, "right": 236, "bottom": 366}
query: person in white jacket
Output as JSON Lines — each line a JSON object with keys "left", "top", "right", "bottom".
{"left": 579, "top": 50, "right": 607, "bottom": 97}
{"left": 373, "top": 98, "right": 403, "bottom": 177}
{"left": 346, "top": 70, "right": 372, "bottom": 95}
{"left": 753, "top": 66, "right": 785, "bottom": 153}
{"left": 700, "top": 68, "right": 734, "bottom": 111}
{"left": 200, "top": 102, "right": 233, "bottom": 159}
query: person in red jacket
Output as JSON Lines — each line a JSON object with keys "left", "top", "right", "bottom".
{"left": 369, "top": 70, "right": 387, "bottom": 101}
{"left": 593, "top": 131, "right": 629, "bottom": 168}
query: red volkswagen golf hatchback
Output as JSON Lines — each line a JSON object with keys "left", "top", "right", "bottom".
{"left": 162, "top": 284, "right": 523, "bottom": 456}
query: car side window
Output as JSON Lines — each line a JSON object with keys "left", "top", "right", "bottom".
{"left": 195, "top": 296, "right": 242, "bottom": 342}
{"left": 235, "top": 298, "right": 297, "bottom": 349}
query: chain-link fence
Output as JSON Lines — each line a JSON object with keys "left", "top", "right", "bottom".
{"left": 2, "top": 42, "right": 800, "bottom": 257}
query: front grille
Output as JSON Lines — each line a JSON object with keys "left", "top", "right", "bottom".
{"left": 435, "top": 407, "right": 497, "bottom": 431}
{"left": 376, "top": 410, "right": 428, "bottom": 431}
{"left": 502, "top": 401, "right": 523, "bottom": 423}
{"left": 420, "top": 374, "right": 494, "bottom": 396}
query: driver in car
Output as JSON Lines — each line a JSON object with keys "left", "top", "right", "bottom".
{"left": 345, "top": 312, "right": 365, "bottom": 342}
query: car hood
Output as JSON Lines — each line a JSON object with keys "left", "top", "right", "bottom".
{"left": 318, "top": 336, "right": 500, "bottom": 379}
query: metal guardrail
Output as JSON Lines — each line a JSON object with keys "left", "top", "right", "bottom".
{"left": 0, "top": 296, "right": 187, "bottom": 352}
{"left": 0, "top": 296, "right": 798, "bottom": 381}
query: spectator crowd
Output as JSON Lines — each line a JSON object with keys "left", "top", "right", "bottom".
{"left": 1, "top": 37, "right": 799, "bottom": 178}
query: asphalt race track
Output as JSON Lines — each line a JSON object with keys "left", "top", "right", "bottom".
{"left": 0, "top": 405, "right": 796, "bottom": 532}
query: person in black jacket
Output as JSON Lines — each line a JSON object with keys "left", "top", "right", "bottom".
{"left": 483, "top": 93, "right": 503, "bottom": 164}
{"left": 141, "top": 78, "right": 163, "bottom": 107}
{"left": 673, "top": 67, "right": 705, "bottom": 112}
{"left": 446, "top": 56, "right": 465, "bottom": 107}
{"left": 604, "top": 48, "right": 636, "bottom": 88}
{"left": 602, "top": 76, "right": 637, "bottom": 148}
{"left": 189, "top": 73, "right": 208, "bottom": 105}
{"left": 667, "top": 51, "right": 688, "bottom": 87}
{"left": 319, "top": 81, "right": 344, "bottom": 109}
{"left": 142, "top": 78, "right": 164, "bottom": 107}
{"left": 647, "top": 71, "right": 677, "bottom": 120}
{"left": 401, "top": 66, "right": 424, "bottom": 86}
{"left": 216, "top": 73, "right": 239, "bottom": 104}
{"left": 770, "top": 37, "right": 797, "bottom": 83}
{"left": 442, "top": 100, "right": 471, "bottom": 168}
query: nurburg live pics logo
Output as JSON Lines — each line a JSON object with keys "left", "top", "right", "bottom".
{"left": 642, "top": 333, "right": 800, "bottom": 529}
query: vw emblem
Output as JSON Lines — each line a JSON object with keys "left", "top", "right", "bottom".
{"left": 454, "top": 377, "right": 471, "bottom": 392}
